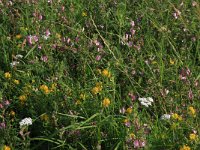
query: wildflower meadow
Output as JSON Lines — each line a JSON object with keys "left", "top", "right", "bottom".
{"left": 0, "top": 0, "right": 200, "bottom": 150}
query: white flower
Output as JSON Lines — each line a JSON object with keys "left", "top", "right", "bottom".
{"left": 15, "top": 54, "right": 23, "bottom": 59}
{"left": 10, "top": 61, "right": 19, "bottom": 67}
{"left": 160, "top": 114, "right": 171, "bottom": 120}
{"left": 138, "top": 97, "right": 154, "bottom": 107}
{"left": 19, "top": 117, "right": 32, "bottom": 128}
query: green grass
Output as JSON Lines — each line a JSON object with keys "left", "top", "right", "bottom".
{"left": 0, "top": 0, "right": 199, "bottom": 149}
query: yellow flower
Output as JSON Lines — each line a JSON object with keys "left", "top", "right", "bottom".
{"left": 171, "top": 123, "right": 178, "bottom": 130}
{"left": 16, "top": 34, "right": 22, "bottom": 39}
{"left": 92, "top": 87, "right": 100, "bottom": 95}
{"left": 180, "top": 145, "right": 191, "bottom": 150}
{"left": 102, "top": 69, "right": 111, "bottom": 78}
{"left": 75, "top": 100, "right": 81, "bottom": 105}
{"left": 40, "top": 114, "right": 49, "bottom": 122}
{"left": 40, "top": 85, "right": 50, "bottom": 94}
{"left": 151, "top": 61, "right": 157, "bottom": 64}
{"left": 170, "top": 58, "right": 175, "bottom": 65}
{"left": 82, "top": 11, "right": 87, "bottom": 17}
{"left": 189, "top": 133, "right": 197, "bottom": 141}
{"left": 10, "top": 110, "right": 15, "bottom": 117}
{"left": 126, "top": 107, "right": 133, "bottom": 114}
{"left": 188, "top": 106, "right": 196, "bottom": 117}
{"left": 19, "top": 95, "right": 27, "bottom": 103}
{"left": 4, "top": 72, "right": 11, "bottom": 79}
{"left": 56, "top": 33, "right": 61, "bottom": 39}
{"left": 50, "top": 83, "right": 57, "bottom": 92}
{"left": 102, "top": 98, "right": 110, "bottom": 107}
{"left": 91, "top": 82, "right": 102, "bottom": 95}
{"left": 14, "top": 79, "right": 20, "bottom": 84}
{"left": 123, "top": 119, "right": 129, "bottom": 123}
{"left": 129, "top": 133, "right": 135, "bottom": 139}
{"left": 80, "top": 93, "right": 86, "bottom": 100}
{"left": 3, "top": 145, "right": 11, "bottom": 150}
{"left": 172, "top": 113, "right": 179, "bottom": 119}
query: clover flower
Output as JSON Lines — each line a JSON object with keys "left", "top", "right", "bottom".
{"left": 138, "top": 97, "right": 154, "bottom": 107}
{"left": 19, "top": 117, "right": 32, "bottom": 128}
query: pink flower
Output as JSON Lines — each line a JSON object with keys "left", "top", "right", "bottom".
{"left": 0, "top": 103, "right": 3, "bottom": 109}
{"left": 134, "top": 139, "right": 146, "bottom": 148}
{"left": 41, "top": 56, "right": 48, "bottom": 62}
{"left": 4, "top": 100, "right": 10, "bottom": 106}
{"left": 130, "top": 21, "right": 135, "bottom": 27}
{"left": 95, "top": 55, "right": 102, "bottom": 61}
{"left": 128, "top": 93, "right": 136, "bottom": 101}
{"left": 134, "top": 139, "right": 140, "bottom": 148}
{"left": 45, "top": 29, "right": 51, "bottom": 37}
{"left": 0, "top": 122, "right": 6, "bottom": 129}
{"left": 27, "top": 35, "right": 39, "bottom": 45}
{"left": 188, "top": 89, "right": 193, "bottom": 100}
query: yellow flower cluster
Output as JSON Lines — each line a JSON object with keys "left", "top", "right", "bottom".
{"left": 102, "top": 69, "right": 111, "bottom": 78}
{"left": 3, "top": 145, "right": 11, "bottom": 150}
{"left": 91, "top": 82, "right": 102, "bottom": 95}
{"left": 40, "top": 114, "right": 49, "bottom": 122}
{"left": 40, "top": 85, "right": 50, "bottom": 94}
{"left": 171, "top": 113, "right": 182, "bottom": 121}
{"left": 126, "top": 107, "right": 133, "bottom": 114}
{"left": 16, "top": 34, "right": 22, "bottom": 39}
{"left": 102, "top": 98, "right": 111, "bottom": 107}
{"left": 14, "top": 79, "right": 20, "bottom": 84}
{"left": 188, "top": 106, "right": 196, "bottom": 117}
{"left": 19, "top": 95, "right": 27, "bottom": 103}
{"left": 4, "top": 72, "right": 11, "bottom": 79}
{"left": 10, "top": 110, "right": 15, "bottom": 117}
{"left": 82, "top": 11, "right": 87, "bottom": 17}
{"left": 189, "top": 133, "right": 198, "bottom": 141}
{"left": 180, "top": 145, "right": 190, "bottom": 150}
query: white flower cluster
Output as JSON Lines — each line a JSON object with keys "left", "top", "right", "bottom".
{"left": 19, "top": 117, "right": 32, "bottom": 128}
{"left": 138, "top": 97, "right": 154, "bottom": 107}
{"left": 160, "top": 114, "right": 171, "bottom": 120}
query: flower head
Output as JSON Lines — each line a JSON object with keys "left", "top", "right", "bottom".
{"left": 40, "top": 85, "right": 50, "bottom": 94}
{"left": 102, "top": 98, "right": 111, "bottom": 107}
{"left": 19, "top": 117, "right": 32, "bottom": 128}
{"left": 4, "top": 72, "right": 11, "bottom": 79}
{"left": 188, "top": 106, "right": 196, "bottom": 117}
{"left": 102, "top": 69, "right": 111, "bottom": 78}
{"left": 180, "top": 145, "right": 191, "bottom": 150}
{"left": 19, "top": 95, "right": 27, "bottom": 103}
{"left": 189, "top": 133, "right": 197, "bottom": 141}
{"left": 3, "top": 145, "right": 11, "bottom": 150}
{"left": 160, "top": 114, "right": 171, "bottom": 120}
{"left": 138, "top": 97, "right": 154, "bottom": 107}
{"left": 14, "top": 79, "right": 20, "bottom": 85}
{"left": 126, "top": 107, "right": 133, "bottom": 114}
